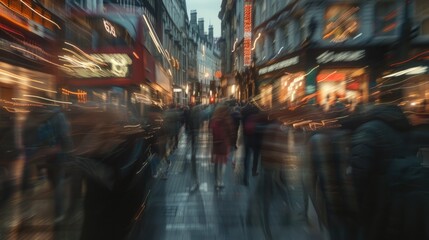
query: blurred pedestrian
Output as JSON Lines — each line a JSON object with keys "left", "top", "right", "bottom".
{"left": 230, "top": 104, "right": 241, "bottom": 150}
{"left": 23, "top": 103, "right": 73, "bottom": 223}
{"left": 348, "top": 89, "right": 412, "bottom": 240}
{"left": 189, "top": 104, "right": 204, "bottom": 192}
{"left": 241, "top": 101, "right": 261, "bottom": 185}
{"left": 209, "top": 104, "right": 233, "bottom": 190}
{"left": 258, "top": 117, "right": 293, "bottom": 240}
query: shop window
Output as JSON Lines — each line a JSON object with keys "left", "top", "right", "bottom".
{"left": 323, "top": 4, "right": 360, "bottom": 42}
{"left": 375, "top": 2, "right": 398, "bottom": 35}
{"left": 282, "top": 23, "right": 290, "bottom": 50}
{"left": 317, "top": 68, "right": 368, "bottom": 109}
{"left": 422, "top": 19, "right": 429, "bottom": 36}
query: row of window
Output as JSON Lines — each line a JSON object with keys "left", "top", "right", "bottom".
{"left": 1, "top": 0, "right": 57, "bottom": 31}
{"left": 251, "top": 2, "right": 429, "bottom": 63}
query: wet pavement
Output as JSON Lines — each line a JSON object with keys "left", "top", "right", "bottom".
{"left": 0, "top": 123, "right": 326, "bottom": 240}
{"left": 129, "top": 123, "right": 326, "bottom": 240}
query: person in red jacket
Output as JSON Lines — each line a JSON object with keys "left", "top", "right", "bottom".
{"left": 209, "top": 104, "right": 234, "bottom": 190}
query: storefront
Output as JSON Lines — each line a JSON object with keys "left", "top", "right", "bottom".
{"left": 0, "top": 1, "right": 61, "bottom": 104}
{"left": 256, "top": 51, "right": 306, "bottom": 108}
{"left": 307, "top": 47, "right": 385, "bottom": 109}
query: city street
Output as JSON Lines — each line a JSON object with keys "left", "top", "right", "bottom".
{"left": 129, "top": 123, "right": 325, "bottom": 240}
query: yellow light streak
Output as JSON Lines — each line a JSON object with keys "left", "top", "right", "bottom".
{"left": 2, "top": 106, "right": 29, "bottom": 113}
{"left": 0, "top": 77, "right": 56, "bottom": 93}
{"left": 251, "top": 33, "right": 261, "bottom": 51}
{"left": 64, "top": 42, "right": 106, "bottom": 65}
{"left": 19, "top": 0, "right": 61, "bottom": 30}
{"left": 12, "top": 98, "right": 59, "bottom": 106}
{"left": 23, "top": 94, "right": 72, "bottom": 105}
{"left": 0, "top": 68, "right": 44, "bottom": 84}
{"left": 10, "top": 45, "right": 70, "bottom": 70}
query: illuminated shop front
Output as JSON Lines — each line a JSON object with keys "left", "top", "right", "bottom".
{"left": 0, "top": 0, "right": 60, "bottom": 103}
{"left": 307, "top": 47, "right": 385, "bottom": 108}
{"left": 317, "top": 68, "right": 368, "bottom": 107}
{"left": 257, "top": 52, "right": 306, "bottom": 108}
{"left": 276, "top": 72, "right": 306, "bottom": 106}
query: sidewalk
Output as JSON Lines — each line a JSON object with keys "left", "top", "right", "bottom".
{"left": 0, "top": 176, "right": 83, "bottom": 240}
{"left": 129, "top": 123, "right": 326, "bottom": 240}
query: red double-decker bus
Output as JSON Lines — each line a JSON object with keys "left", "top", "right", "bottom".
{"left": 59, "top": 12, "right": 173, "bottom": 112}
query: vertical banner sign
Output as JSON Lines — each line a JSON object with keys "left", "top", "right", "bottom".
{"left": 244, "top": 0, "right": 252, "bottom": 66}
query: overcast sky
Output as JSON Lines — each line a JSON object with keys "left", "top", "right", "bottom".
{"left": 186, "top": 0, "right": 222, "bottom": 37}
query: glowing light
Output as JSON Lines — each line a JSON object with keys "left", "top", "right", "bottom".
{"left": 317, "top": 71, "right": 338, "bottom": 82}
{"left": 103, "top": 19, "right": 117, "bottom": 37}
{"left": 12, "top": 98, "right": 59, "bottom": 106}
{"left": 277, "top": 47, "right": 284, "bottom": 56}
{"left": 251, "top": 33, "right": 261, "bottom": 51}
{"left": 382, "top": 66, "right": 428, "bottom": 78}
{"left": 142, "top": 15, "right": 169, "bottom": 61}
{"left": 231, "top": 38, "right": 238, "bottom": 53}
{"left": 10, "top": 44, "right": 69, "bottom": 70}
{"left": 0, "top": 68, "right": 44, "bottom": 84}
{"left": 2, "top": 106, "right": 29, "bottom": 113}
{"left": 133, "top": 51, "right": 139, "bottom": 59}
{"left": 23, "top": 94, "right": 72, "bottom": 105}
{"left": 390, "top": 50, "right": 429, "bottom": 67}
{"left": 19, "top": 0, "right": 61, "bottom": 30}
{"left": 244, "top": 1, "right": 252, "bottom": 66}
{"left": 64, "top": 42, "right": 106, "bottom": 65}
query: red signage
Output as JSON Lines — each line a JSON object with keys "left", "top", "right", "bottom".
{"left": 244, "top": 1, "right": 252, "bottom": 66}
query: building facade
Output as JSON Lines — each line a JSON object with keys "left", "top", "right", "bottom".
{"left": 218, "top": 0, "right": 239, "bottom": 100}
{"left": 162, "top": 0, "right": 188, "bottom": 105}
{"left": 219, "top": 0, "right": 429, "bottom": 110}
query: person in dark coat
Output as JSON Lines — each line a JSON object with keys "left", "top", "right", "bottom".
{"left": 241, "top": 101, "right": 261, "bottom": 185}
{"left": 23, "top": 104, "right": 73, "bottom": 223}
{"left": 348, "top": 90, "right": 412, "bottom": 240}
{"left": 188, "top": 104, "right": 204, "bottom": 192}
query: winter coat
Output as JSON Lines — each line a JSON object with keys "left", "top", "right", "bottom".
{"left": 348, "top": 104, "right": 411, "bottom": 239}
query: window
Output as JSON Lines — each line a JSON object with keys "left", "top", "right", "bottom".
{"left": 283, "top": 23, "right": 289, "bottom": 49}
{"left": 323, "top": 4, "right": 360, "bottom": 42}
{"left": 375, "top": 2, "right": 398, "bottom": 35}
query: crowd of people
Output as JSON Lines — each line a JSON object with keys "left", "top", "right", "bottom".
{"left": 152, "top": 90, "right": 429, "bottom": 240}
{"left": 1, "top": 90, "right": 428, "bottom": 239}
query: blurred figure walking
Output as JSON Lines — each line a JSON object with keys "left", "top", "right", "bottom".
{"left": 188, "top": 104, "right": 204, "bottom": 192}
{"left": 241, "top": 101, "right": 262, "bottom": 185}
{"left": 209, "top": 104, "right": 233, "bottom": 190}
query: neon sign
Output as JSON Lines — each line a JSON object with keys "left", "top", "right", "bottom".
{"left": 316, "top": 50, "right": 365, "bottom": 64}
{"left": 259, "top": 56, "right": 299, "bottom": 75}
{"left": 103, "top": 19, "right": 117, "bottom": 37}
{"left": 244, "top": 0, "right": 252, "bottom": 66}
